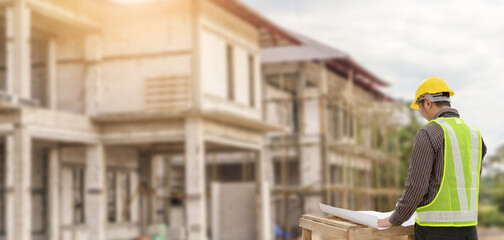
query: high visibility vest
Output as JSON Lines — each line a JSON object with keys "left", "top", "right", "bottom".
{"left": 415, "top": 117, "right": 482, "bottom": 227}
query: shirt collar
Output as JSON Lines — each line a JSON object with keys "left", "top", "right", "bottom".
{"left": 433, "top": 108, "right": 460, "bottom": 119}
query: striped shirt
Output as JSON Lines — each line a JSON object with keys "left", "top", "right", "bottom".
{"left": 389, "top": 108, "right": 487, "bottom": 225}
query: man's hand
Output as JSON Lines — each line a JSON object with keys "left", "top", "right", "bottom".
{"left": 377, "top": 217, "right": 392, "bottom": 228}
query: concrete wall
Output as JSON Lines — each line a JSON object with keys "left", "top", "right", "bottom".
{"left": 97, "top": 0, "right": 192, "bottom": 114}
{"left": 0, "top": 35, "right": 49, "bottom": 107}
{"left": 200, "top": 0, "right": 262, "bottom": 120}
{"left": 264, "top": 84, "right": 294, "bottom": 132}
{"left": 57, "top": 35, "right": 86, "bottom": 114}
{"left": 211, "top": 182, "right": 257, "bottom": 240}
{"left": 303, "top": 87, "right": 321, "bottom": 135}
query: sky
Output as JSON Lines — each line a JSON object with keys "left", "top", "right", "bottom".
{"left": 244, "top": 0, "right": 504, "bottom": 156}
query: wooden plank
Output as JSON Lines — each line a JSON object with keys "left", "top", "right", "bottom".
{"left": 302, "top": 214, "right": 358, "bottom": 229}
{"left": 301, "top": 228, "right": 312, "bottom": 240}
{"left": 299, "top": 218, "right": 347, "bottom": 239}
{"left": 351, "top": 226, "right": 414, "bottom": 239}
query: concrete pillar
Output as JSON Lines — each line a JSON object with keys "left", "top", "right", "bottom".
{"left": 46, "top": 39, "right": 57, "bottom": 109}
{"left": 150, "top": 155, "right": 162, "bottom": 224}
{"left": 84, "top": 34, "right": 102, "bottom": 115}
{"left": 5, "top": 0, "right": 31, "bottom": 98}
{"left": 190, "top": 0, "right": 202, "bottom": 111}
{"left": 85, "top": 144, "right": 106, "bottom": 240}
{"left": 4, "top": 135, "right": 14, "bottom": 240}
{"left": 129, "top": 171, "right": 140, "bottom": 222}
{"left": 300, "top": 145, "right": 322, "bottom": 215}
{"left": 256, "top": 149, "right": 272, "bottom": 240}
{"left": 48, "top": 147, "right": 60, "bottom": 240}
{"left": 185, "top": 117, "right": 207, "bottom": 240}
{"left": 5, "top": 124, "right": 31, "bottom": 240}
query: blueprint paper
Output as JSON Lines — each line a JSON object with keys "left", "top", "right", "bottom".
{"left": 319, "top": 203, "right": 416, "bottom": 230}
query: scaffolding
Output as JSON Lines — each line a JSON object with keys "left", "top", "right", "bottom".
{"left": 262, "top": 60, "right": 403, "bottom": 238}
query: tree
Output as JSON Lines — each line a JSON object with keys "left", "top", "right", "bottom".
{"left": 479, "top": 142, "right": 504, "bottom": 226}
{"left": 396, "top": 101, "right": 422, "bottom": 185}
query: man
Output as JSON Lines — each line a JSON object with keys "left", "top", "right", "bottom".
{"left": 377, "top": 76, "right": 486, "bottom": 240}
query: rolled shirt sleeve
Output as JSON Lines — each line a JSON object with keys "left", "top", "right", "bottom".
{"left": 390, "top": 128, "right": 434, "bottom": 225}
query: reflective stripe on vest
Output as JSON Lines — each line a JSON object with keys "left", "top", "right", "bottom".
{"left": 415, "top": 117, "right": 481, "bottom": 226}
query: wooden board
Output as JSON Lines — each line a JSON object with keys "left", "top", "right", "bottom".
{"left": 299, "top": 214, "right": 414, "bottom": 240}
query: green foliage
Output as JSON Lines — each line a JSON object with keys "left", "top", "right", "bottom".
{"left": 479, "top": 143, "right": 504, "bottom": 226}
{"left": 479, "top": 205, "right": 504, "bottom": 227}
{"left": 396, "top": 101, "right": 422, "bottom": 185}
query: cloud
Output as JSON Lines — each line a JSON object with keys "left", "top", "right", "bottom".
{"left": 244, "top": 0, "right": 504, "bottom": 155}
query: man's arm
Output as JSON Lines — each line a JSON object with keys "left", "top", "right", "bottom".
{"left": 389, "top": 128, "right": 435, "bottom": 226}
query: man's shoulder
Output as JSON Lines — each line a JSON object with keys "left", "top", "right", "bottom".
{"left": 418, "top": 121, "right": 444, "bottom": 139}
{"left": 419, "top": 121, "right": 442, "bottom": 131}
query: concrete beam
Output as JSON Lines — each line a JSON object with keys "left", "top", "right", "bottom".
{"left": 101, "top": 130, "right": 185, "bottom": 145}
{"left": 204, "top": 135, "right": 261, "bottom": 151}
{"left": 20, "top": 107, "right": 99, "bottom": 143}
{"left": 185, "top": 116, "right": 207, "bottom": 240}
{"left": 28, "top": 125, "right": 99, "bottom": 144}
{"left": 26, "top": 0, "right": 99, "bottom": 30}
{"left": 21, "top": 107, "right": 96, "bottom": 131}
{"left": 85, "top": 144, "right": 106, "bottom": 240}
{"left": 0, "top": 123, "right": 13, "bottom": 135}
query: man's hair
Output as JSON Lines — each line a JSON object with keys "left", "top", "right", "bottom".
{"left": 419, "top": 92, "right": 451, "bottom": 108}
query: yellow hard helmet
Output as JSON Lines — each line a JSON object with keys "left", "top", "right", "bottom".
{"left": 410, "top": 76, "right": 455, "bottom": 109}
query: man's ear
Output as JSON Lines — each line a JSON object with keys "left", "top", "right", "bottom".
{"left": 424, "top": 98, "right": 432, "bottom": 109}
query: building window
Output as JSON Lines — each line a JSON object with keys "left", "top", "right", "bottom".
{"left": 227, "top": 44, "right": 234, "bottom": 101}
{"left": 107, "top": 168, "right": 133, "bottom": 223}
{"left": 107, "top": 171, "right": 117, "bottom": 223}
{"left": 32, "top": 149, "right": 49, "bottom": 236}
{"left": 124, "top": 173, "right": 131, "bottom": 221}
{"left": 248, "top": 54, "right": 255, "bottom": 107}
{"left": 332, "top": 102, "right": 354, "bottom": 140}
{"left": 72, "top": 167, "right": 86, "bottom": 224}
{"left": 331, "top": 103, "right": 342, "bottom": 140}
{"left": 343, "top": 105, "right": 354, "bottom": 138}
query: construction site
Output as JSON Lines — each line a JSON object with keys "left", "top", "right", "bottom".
{"left": 0, "top": 0, "right": 404, "bottom": 240}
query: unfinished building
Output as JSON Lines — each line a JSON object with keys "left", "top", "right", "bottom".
{"left": 0, "top": 0, "right": 403, "bottom": 239}
{"left": 0, "top": 0, "right": 305, "bottom": 240}
{"left": 260, "top": 32, "right": 403, "bottom": 237}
